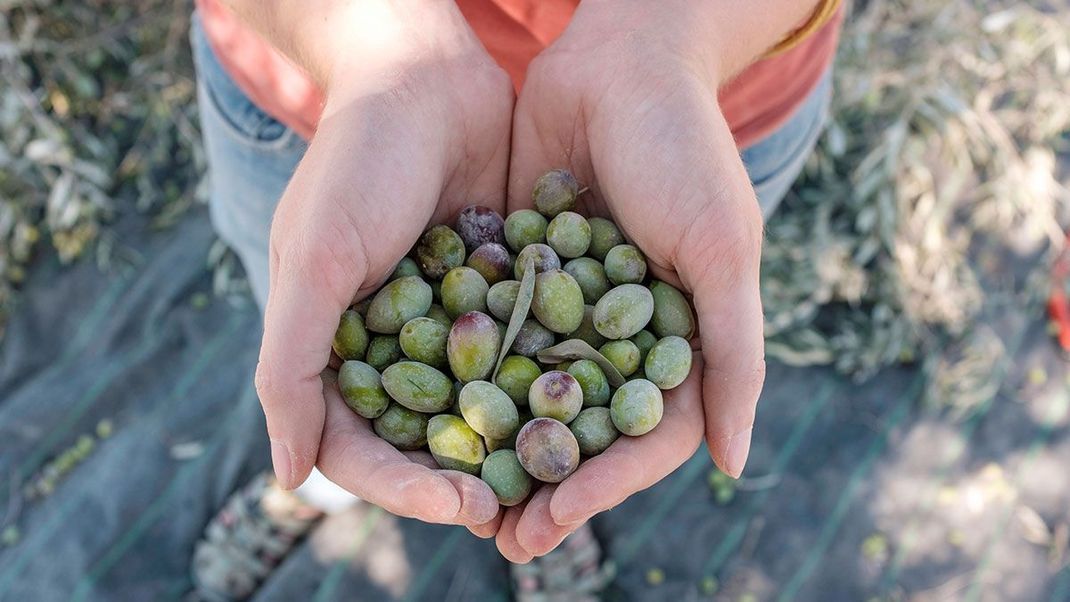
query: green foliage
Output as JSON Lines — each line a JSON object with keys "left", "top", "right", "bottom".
{"left": 0, "top": 1, "right": 202, "bottom": 337}
{"left": 764, "top": 1, "right": 1070, "bottom": 390}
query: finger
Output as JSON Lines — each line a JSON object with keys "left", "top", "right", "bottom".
{"left": 406, "top": 448, "right": 501, "bottom": 524}
{"left": 438, "top": 471, "right": 501, "bottom": 525}
{"left": 496, "top": 502, "right": 535, "bottom": 564}
{"left": 317, "top": 379, "right": 468, "bottom": 524}
{"left": 257, "top": 223, "right": 365, "bottom": 489}
{"left": 678, "top": 193, "right": 765, "bottom": 479}
{"left": 467, "top": 508, "right": 504, "bottom": 539}
{"left": 549, "top": 355, "right": 705, "bottom": 525}
{"left": 698, "top": 286, "right": 764, "bottom": 478}
{"left": 702, "top": 296, "right": 763, "bottom": 477}
{"left": 515, "top": 485, "right": 580, "bottom": 557}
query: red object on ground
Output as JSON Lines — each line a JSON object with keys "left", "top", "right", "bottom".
{"left": 1049, "top": 231, "right": 1070, "bottom": 351}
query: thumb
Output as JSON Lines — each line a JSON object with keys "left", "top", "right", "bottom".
{"left": 674, "top": 154, "right": 765, "bottom": 479}
{"left": 257, "top": 205, "right": 370, "bottom": 490}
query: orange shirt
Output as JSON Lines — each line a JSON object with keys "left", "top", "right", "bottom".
{"left": 196, "top": 0, "right": 842, "bottom": 148}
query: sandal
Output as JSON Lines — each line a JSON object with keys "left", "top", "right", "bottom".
{"left": 189, "top": 473, "right": 324, "bottom": 601}
{"left": 510, "top": 523, "right": 616, "bottom": 602}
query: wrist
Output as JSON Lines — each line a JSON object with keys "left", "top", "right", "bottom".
{"left": 228, "top": 0, "right": 481, "bottom": 92}
{"left": 568, "top": 0, "right": 823, "bottom": 86}
{"left": 313, "top": 1, "right": 478, "bottom": 91}
{"left": 559, "top": 0, "right": 729, "bottom": 87}
{"left": 314, "top": 1, "right": 510, "bottom": 157}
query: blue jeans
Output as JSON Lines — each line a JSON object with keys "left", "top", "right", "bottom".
{"left": 191, "top": 15, "right": 831, "bottom": 508}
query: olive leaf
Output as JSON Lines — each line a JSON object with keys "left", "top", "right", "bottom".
{"left": 536, "top": 339, "right": 626, "bottom": 388}
{"left": 493, "top": 255, "right": 535, "bottom": 379}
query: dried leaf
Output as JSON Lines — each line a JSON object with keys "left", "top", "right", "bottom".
{"left": 536, "top": 339, "right": 626, "bottom": 388}
{"left": 493, "top": 255, "right": 535, "bottom": 379}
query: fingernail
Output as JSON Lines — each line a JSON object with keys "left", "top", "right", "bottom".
{"left": 554, "top": 515, "right": 587, "bottom": 529}
{"left": 724, "top": 428, "right": 752, "bottom": 479}
{"left": 270, "top": 439, "right": 294, "bottom": 489}
{"left": 550, "top": 506, "right": 587, "bottom": 528}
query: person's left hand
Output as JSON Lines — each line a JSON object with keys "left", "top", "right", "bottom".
{"left": 497, "top": 0, "right": 770, "bottom": 562}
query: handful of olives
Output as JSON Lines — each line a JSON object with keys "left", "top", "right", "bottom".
{"left": 332, "top": 170, "right": 697, "bottom": 508}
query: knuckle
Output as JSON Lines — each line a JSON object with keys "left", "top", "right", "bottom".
{"left": 279, "top": 218, "right": 368, "bottom": 305}
{"left": 745, "top": 358, "right": 767, "bottom": 399}
{"left": 254, "top": 360, "right": 289, "bottom": 408}
{"left": 685, "top": 206, "right": 763, "bottom": 285}
{"left": 704, "top": 356, "right": 766, "bottom": 425}
{"left": 308, "top": 234, "right": 362, "bottom": 298}
{"left": 718, "top": 355, "right": 766, "bottom": 400}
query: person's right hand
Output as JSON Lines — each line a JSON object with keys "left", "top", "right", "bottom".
{"left": 494, "top": 0, "right": 784, "bottom": 560}
{"left": 253, "top": 0, "right": 512, "bottom": 529}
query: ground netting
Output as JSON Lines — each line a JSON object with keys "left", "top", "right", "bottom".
{"left": 1, "top": 208, "right": 1067, "bottom": 601}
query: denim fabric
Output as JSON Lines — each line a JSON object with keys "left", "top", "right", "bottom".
{"left": 742, "top": 69, "right": 832, "bottom": 217}
{"left": 191, "top": 17, "right": 308, "bottom": 308}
